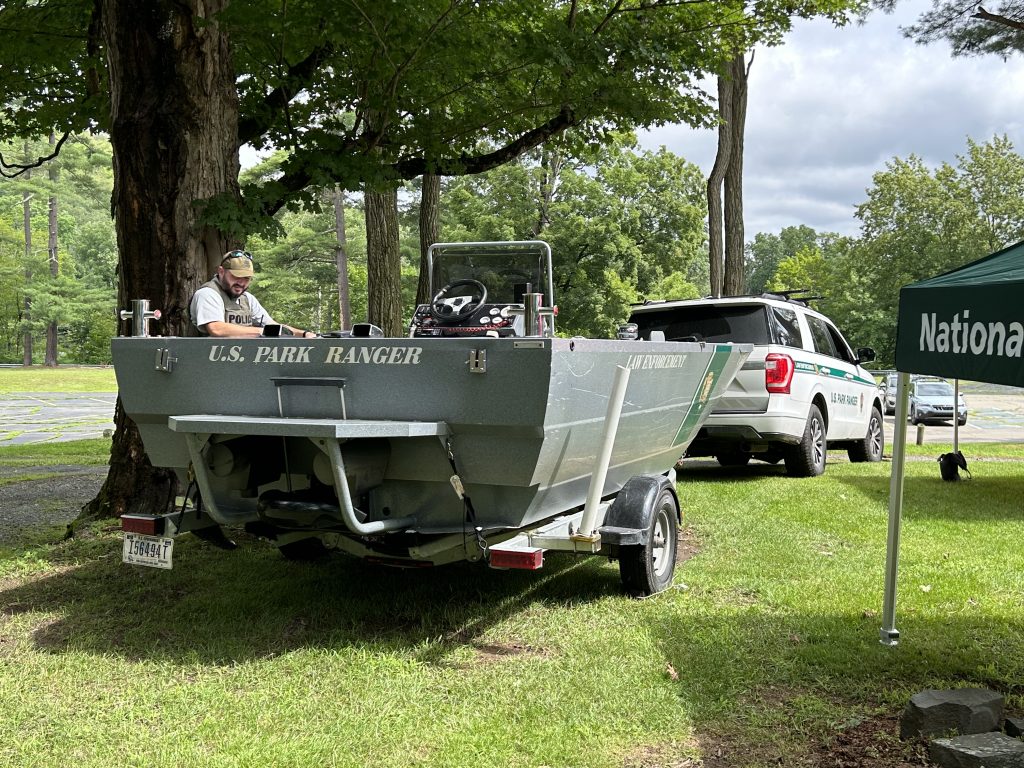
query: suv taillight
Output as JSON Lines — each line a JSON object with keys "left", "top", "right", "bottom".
{"left": 765, "top": 352, "right": 794, "bottom": 394}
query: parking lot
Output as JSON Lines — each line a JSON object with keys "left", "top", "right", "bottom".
{"left": 882, "top": 384, "right": 1024, "bottom": 446}
{"left": 0, "top": 385, "right": 1021, "bottom": 450}
{"left": 0, "top": 392, "right": 117, "bottom": 447}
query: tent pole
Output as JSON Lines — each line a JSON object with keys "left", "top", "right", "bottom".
{"left": 881, "top": 371, "right": 911, "bottom": 646}
{"left": 953, "top": 379, "right": 960, "bottom": 453}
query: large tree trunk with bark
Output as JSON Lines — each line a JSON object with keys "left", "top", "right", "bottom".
{"left": 706, "top": 72, "right": 734, "bottom": 298}
{"left": 80, "top": 0, "right": 240, "bottom": 522}
{"left": 365, "top": 186, "right": 403, "bottom": 336}
{"left": 723, "top": 53, "right": 749, "bottom": 297}
{"left": 416, "top": 174, "right": 441, "bottom": 307}
{"left": 46, "top": 132, "right": 59, "bottom": 366}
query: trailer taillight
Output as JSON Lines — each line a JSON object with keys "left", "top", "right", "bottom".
{"left": 489, "top": 546, "right": 544, "bottom": 570}
{"left": 121, "top": 514, "right": 165, "bottom": 536}
{"left": 765, "top": 353, "right": 794, "bottom": 394}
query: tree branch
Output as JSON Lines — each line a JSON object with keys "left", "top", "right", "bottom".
{"left": 0, "top": 132, "right": 72, "bottom": 178}
{"left": 237, "top": 42, "right": 336, "bottom": 147}
{"left": 974, "top": 6, "right": 1024, "bottom": 33}
{"left": 258, "top": 104, "right": 579, "bottom": 217}
{"left": 395, "top": 104, "right": 579, "bottom": 178}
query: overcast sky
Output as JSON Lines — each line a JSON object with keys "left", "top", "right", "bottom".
{"left": 638, "top": 0, "right": 1024, "bottom": 238}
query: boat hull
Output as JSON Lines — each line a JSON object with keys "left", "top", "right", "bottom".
{"left": 112, "top": 336, "right": 748, "bottom": 543}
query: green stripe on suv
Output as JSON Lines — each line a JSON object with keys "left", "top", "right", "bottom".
{"left": 793, "top": 359, "right": 875, "bottom": 387}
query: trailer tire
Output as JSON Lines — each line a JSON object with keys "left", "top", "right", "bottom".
{"left": 615, "top": 484, "right": 679, "bottom": 597}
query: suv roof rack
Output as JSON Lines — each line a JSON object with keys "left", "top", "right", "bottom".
{"left": 630, "top": 290, "right": 825, "bottom": 308}
{"left": 758, "top": 289, "right": 823, "bottom": 306}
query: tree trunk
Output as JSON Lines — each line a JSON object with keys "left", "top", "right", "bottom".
{"left": 365, "top": 186, "right": 403, "bottom": 336}
{"left": 22, "top": 173, "right": 32, "bottom": 366}
{"left": 706, "top": 71, "right": 734, "bottom": 298}
{"left": 333, "top": 187, "right": 352, "bottom": 330}
{"left": 723, "top": 53, "right": 749, "bottom": 297}
{"left": 417, "top": 173, "right": 441, "bottom": 306}
{"left": 533, "top": 147, "right": 562, "bottom": 238}
{"left": 80, "top": 0, "right": 240, "bottom": 523}
{"left": 46, "top": 133, "right": 59, "bottom": 367}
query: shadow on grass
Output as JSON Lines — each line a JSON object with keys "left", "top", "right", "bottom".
{"left": 832, "top": 471, "right": 1024, "bottom": 522}
{"left": 677, "top": 459, "right": 789, "bottom": 480}
{"left": 653, "top": 602, "right": 1024, "bottom": 724}
{"left": 0, "top": 531, "right": 623, "bottom": 665}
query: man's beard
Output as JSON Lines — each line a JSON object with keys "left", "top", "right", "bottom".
{"left": 218, "top": 276, "right": 245, "bottom": 296}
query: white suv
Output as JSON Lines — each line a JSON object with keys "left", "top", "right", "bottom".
{"left": 627, "top": 294, "right": 884, "bottom": 476}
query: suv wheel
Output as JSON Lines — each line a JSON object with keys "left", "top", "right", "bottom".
{"left": 716, "top": 451, "right": 751, "bottom": 467}
{"left": 785, "top": 404, "right": 826, "bottom": 477}
{"left": 848, "top": 406, "right": 884, "bottom": 463}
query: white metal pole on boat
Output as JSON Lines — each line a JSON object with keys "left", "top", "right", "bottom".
{"left": 577, "top": 364, "right": 631, "bottom": 539}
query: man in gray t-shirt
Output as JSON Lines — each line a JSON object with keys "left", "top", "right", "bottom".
{"left": 190, "top": 251, "right": 315, "bottom": 339}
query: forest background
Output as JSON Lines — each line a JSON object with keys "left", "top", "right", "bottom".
{"left": 3, "top": 129, "right": 1024, "bottom": 369}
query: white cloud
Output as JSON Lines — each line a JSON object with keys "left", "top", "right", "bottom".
{"left": 638, "top": 0, "right": 1024, "bottom": 237}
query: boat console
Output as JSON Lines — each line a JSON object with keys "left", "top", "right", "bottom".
{"left": 409, "top": 242, "right": 555, "bottom": 338}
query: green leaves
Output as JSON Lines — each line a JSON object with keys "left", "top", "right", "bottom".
{"left": 439, "top": 137, "right": 708, "bottom": 337}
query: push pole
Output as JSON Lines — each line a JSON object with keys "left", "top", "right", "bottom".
{"left": 577, "top": 365, "right": 631, "bottom": 539}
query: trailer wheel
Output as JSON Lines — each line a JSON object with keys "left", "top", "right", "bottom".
{"left": 619, "top": 487, "right": 679, "bottom": 597}
{"left": 279, "top": 537, "right": 329, "bottom": 562}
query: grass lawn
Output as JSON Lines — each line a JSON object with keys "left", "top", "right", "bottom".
{"left": 1, "top": 441, "right": 1022, "bottom": 767}
{"left": 0, "top": 365, "right": 116, "bottom": 393}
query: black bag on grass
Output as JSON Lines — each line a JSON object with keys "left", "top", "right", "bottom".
{"left": 937, "top": 450, "right": 970, "bottom": 481}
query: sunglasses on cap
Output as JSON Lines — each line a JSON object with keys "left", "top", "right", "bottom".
{"left": 221, "top": 250, "right": 253, "bottom": 266}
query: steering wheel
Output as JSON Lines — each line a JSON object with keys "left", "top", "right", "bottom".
{"left": 430, "top": 279, "right": 488, "bottom": 322}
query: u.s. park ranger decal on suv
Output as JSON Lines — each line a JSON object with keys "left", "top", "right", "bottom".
{"left": 628, "top": 292, "right": 884, "bottom": 477}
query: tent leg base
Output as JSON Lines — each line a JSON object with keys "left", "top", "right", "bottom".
{"left": 879, "top": 627, "right": 900, "bottom": 646}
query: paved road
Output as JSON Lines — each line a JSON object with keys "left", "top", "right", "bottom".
{"left": 0, "top": 392, "right": 117, "bottom": 447}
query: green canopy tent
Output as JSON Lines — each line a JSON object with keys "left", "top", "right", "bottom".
{"left": 881, "top": 240, "right": 1024, "bottom": 644}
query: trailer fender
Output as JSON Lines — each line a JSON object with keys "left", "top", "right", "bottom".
{"left": 599, "top": 474, "right": 678, "bottom": 546}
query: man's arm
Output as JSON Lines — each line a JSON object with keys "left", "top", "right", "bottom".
{"left": 284, "top": 324, "right": 317, "bottom": 338}
{"left": 200, "top": 321, "right": 266, "bottom": 338}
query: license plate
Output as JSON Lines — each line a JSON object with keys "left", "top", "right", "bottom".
{"left": 122, "top": 532, "right": 174, "bottom": 569}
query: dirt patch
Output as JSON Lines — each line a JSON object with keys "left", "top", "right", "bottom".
{"left": 689, "top": 715, "right": 933, "bottom": 768}
{"left": 622, "top": 741, "right": 701, "bottom": 767}
{"left": 471, "top": 640, "right": 551, "bottom": 663}
{"left": 807, "top": 715, "right": 933, "bottom": 768}
{"left": 678, "top": 525, "right": 700, "bottom": 565}
{"left": 0, "top": 466, "right": 106, "bottom": 543}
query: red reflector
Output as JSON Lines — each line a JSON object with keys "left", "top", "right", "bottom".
{"left": 765, "top": 352, "right": 794, "bottom": 394}
{"left": 489, "top": 547, "right": 544, "bottom": 570}
{"left": 121, "top": 514, "right": 165, "bottom": 535}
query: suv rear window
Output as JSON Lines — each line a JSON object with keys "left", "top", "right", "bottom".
{"left": 630, "top": 305, "right": 771, "bottom": 344}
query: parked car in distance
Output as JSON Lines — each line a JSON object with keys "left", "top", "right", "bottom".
{"left": 627, "top": 292, "right": 885, "bottom": 477}
{"left": 908, "top": 377, "right": 968, "bottom": 426}
{"left": 879, "top": 372, "right": 898, "bottom": 415}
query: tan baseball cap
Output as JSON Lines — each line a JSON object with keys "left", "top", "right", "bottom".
{"left": 220, "top": 250, "right": 254, "bottom": 277}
